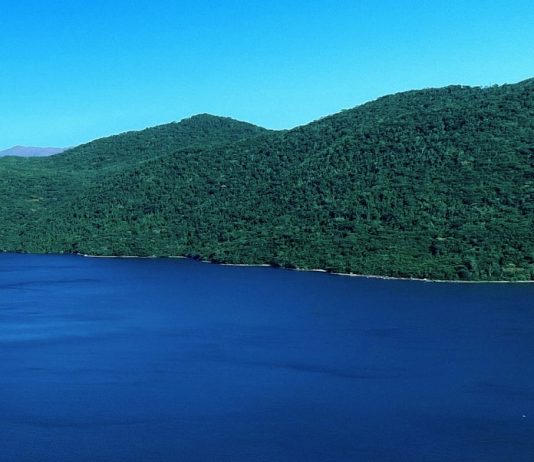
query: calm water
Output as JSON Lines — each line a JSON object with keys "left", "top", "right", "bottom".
{"left": 1, "top": 254, "right": 533, "bottom": 461}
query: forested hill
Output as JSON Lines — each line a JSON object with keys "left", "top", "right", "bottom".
{"left": 1, "top": 79, "right": 533, "bottom": 281}
{"left": 48, "top": 114, "right": 270, "bottom": 172}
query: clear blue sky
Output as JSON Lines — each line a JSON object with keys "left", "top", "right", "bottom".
{"left": 1, "top": 0, "right": 533, "bottom": 149}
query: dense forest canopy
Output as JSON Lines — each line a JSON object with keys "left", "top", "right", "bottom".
{"left": 1, "top": 79, "right": 533, "bottom": 280}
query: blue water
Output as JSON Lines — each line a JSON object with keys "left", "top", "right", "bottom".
{"left": 1, "top": 254, "right": 533, "bottom": 461}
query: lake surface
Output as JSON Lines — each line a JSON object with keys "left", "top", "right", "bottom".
{"left": 1, "top": 253, "right": 533, "bottom": 461}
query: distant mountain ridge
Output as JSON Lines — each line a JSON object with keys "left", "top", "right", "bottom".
{"left": 0, "top": 146, "right": 64, "bottom": 157}
{"left": 0, "top": 80, "right": 532, "bottom": 281}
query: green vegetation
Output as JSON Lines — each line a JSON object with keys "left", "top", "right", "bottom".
{"left": 1, "top": 80, "right": 533, "bottom": 280}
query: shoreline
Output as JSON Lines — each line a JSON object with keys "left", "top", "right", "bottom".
{"left": 79, "top": 253, "right": 533, "bottom": 284}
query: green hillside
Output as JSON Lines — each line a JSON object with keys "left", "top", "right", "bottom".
{"left": 1, "top": 80, "right": 533, "bottom": 280}
{"left": 0, "top": 115, "right": 269, "bottom": 250}
{"left": 47, "top": 114, "right": 270, "bottom": 174}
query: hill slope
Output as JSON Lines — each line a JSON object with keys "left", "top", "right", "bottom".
{"left": 49, "top": 114, "right": 270, "bottom": 173}
{"left": 0, "top": 115, "right": 269, "bottom": 249}
{"left": 1, "top": 80, "right": 533, "bottom": 280}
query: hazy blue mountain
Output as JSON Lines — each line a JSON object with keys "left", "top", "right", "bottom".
{"left": 0, "top": 146, "right": 64, "bottom": 157}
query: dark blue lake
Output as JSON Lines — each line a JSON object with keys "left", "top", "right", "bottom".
{"left": 1, "top": 253, "right": 533, "bottom": 461}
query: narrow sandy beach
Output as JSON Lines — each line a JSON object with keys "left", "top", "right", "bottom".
{"left": 79, "top": 253, "right": 534, "bottom": 284}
